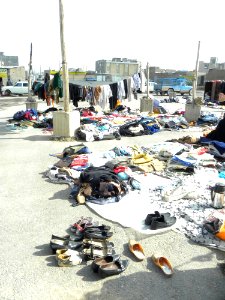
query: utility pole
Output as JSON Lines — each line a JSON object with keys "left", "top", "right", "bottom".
{"left": 53, "top": 0, "right": 80, "bottom": 137}
{"left": 59, "top": 0, "right": 70, "bottom": 112}
{"left": 27, "top": 42, "right": 34, "bottom": 102}
{"left": 192, "top": 41, "right": 200, "bottom": 101}
{"left": 146, "top": 62, "right": 149, "bottom": 97}
{"left": 184, "top": 41, "right": 202, "bottom": 123}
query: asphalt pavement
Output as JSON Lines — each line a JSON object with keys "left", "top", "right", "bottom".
{"left": 0, "top": 94, "right": 224, "bottom": 300}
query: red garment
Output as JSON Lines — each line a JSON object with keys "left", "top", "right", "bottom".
{"left": 70, "top": 155, "right": 89, "bottom": 167}
{"left": 113, "top": 166, "right": 129, "bottom": 174}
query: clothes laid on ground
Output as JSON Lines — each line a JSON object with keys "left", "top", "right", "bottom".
{"left": 45, "top": 141, "right": 225, "bottom": 251}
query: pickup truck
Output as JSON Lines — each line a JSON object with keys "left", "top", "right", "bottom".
{"left": 154, "top": 78, "right": 192, "bottom": 96}
{"left": 2, "top": 81, "right": 29, "bottom": 96}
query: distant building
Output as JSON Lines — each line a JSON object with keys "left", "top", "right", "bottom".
{"left": 198, "top": 57, "right": 225, "bottom": 74}
{"left": 148, "top": 66, "right": 194, "bottom": 83}
{"left": 0, "top": 52, "right": 19, "bottom": 66}
{"left": 0, "top": 66, "right": 25, "bottom": 85}
{"left": 198, "top": 57, "right": 225, "bottom": 84}
{"left": 95, "top": 58, "right": 139, "bottom": 77}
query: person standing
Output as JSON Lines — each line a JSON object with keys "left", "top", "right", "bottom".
{"left": 0, "top": 77, "right": 3, "bottom": 96}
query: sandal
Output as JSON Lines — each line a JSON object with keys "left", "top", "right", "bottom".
{"left": 129, "top": 240, "right": 145, "bottom": 260}
{"left": 151, "top": 254, "right": 173, "bottom": 276}
{"left": 70, "top": 217, "right": 98, "bottom": 233}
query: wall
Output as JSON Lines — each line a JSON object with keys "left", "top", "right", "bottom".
{"left": 206, "top": 69, "right": 225, "bottom": 81}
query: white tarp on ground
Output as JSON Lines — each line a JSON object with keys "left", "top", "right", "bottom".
{"left": 86, "top": 172, "right": 225, "bottom": 251}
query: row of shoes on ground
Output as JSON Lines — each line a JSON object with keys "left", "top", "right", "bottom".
{"left": 50, "top": 216, "right": 129, "bottom": 277}
{"left": 50, "top": 216, "right": 173, "bottom": 276}
{"left": 51, "top": 236, "right": 173, "bottom": 277}
{"left": 50, "top": 225, "right": 113, "bottom": 253}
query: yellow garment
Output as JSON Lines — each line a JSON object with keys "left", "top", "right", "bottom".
{"left": 131, "top": 153, "right": 152, "bottom": 164}
{"left": 115, "top": 99, "right": 122, "bottom": 107}
{"left": 131, "top": 151, "right": 165, "bottom": 173}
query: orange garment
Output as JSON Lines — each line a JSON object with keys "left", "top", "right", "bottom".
{"left": 215, "top": 221, "right": 225, "bottom": 241}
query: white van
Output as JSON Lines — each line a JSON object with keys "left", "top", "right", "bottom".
{"left": 145, "top": 81, "right": 155, "bottom": 93}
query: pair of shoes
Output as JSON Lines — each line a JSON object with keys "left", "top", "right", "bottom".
{"left": 70, "top": 217, "right": 99, "bottom": 240}
{"left": 91, "top": 255, "right": 129, "bottom": 277}
{"left": 145, "top": 211, "right": 170, "bottom": 225}
{"left": 82, "top": 242, "right": 115, "bottom": 260}
{"left": 84, "top": 230, "right": 113, "bottom": 240}
{"left": 129, "top": 240, "right": 145, "bottom": 260}
{"left": 83, "top": 238, "right": 114, "bottom": 248}
{"left": 51, "top": 234, "right": 82, "bottom": 242}
{"left": 145, "top": 211, "right": 176, "bottom": 230}
{"left": 50, "top": 239, "right": 83, "bottom": 253}
{"left": 70, "top": 217, "right": 98, "bottom": 233}
{"left": 151, "top": 254, "right": 173, "bottom": 276}
{"left": 203, "top": 218, "right": 221, "bottom": 234}
{"left": 56, "top": 249, "right": 83, "bottom": 267}
{"left": 83, "top": 224, "right": 113, "bottom": 240}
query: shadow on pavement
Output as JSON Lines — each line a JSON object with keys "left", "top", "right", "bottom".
{"left": 83, "top": 267, "right": 224, "bottom": 300}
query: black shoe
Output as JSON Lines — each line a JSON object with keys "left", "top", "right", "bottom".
{"left": 145, "top": 211, "right": 171, "bottom": 226}
{"left": 50, "top": 239, "right": 83, "bottom": 253}
{"left": 51, "top": 234, "right": 83, "bottom": 242}
{"left": 84, "top": 230, "right": 113, "bottom": 240}
{"left": 98, "top": 259, "right": 129, "bottom": 278}
{"left": 150, "top": 216, "right": 176, "bottom": 230}
{"left": 84, "top": 225, "right": 111, "bottom": 232}
{"left": 91, "top": 254, "right": 121, "bottom": 273}
{"left": 203, "top": 218, "right": 221, "bottom": 234}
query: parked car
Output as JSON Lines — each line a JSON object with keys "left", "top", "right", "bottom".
{"left": 154, "top": 78, "right": 192, "bottom": 96}
{"left": 2, "top": 81, "right": 29, "bottom": 96}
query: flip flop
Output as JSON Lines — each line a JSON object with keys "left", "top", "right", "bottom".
{"left": 129, "top": 240, "right": 145, "bottom": 260}
{"left": 151, "top": 254, "right": 173, "bottom": 276}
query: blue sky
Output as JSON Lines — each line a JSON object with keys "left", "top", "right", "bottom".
{"left": 2, "top": 0, "right": 225, "bottom": 72}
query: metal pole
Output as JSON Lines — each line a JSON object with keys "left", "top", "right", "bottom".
{"left": 146, "top": 62, "right": 149, "bottom": 97}
{"left": 193, "top": 41, "right": 200, "bottom": 101}
{"left": 59, "top": 0, "right": 70, "bottom": 112}
{"left": 27, "top": 42, "right": 34, "bottom": 102}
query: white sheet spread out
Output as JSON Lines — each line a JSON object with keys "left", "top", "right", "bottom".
{"left": 86, "top": 173, "right": 179, "bottom": 235}
{"left": 86, "top": 172, "right": 225, "bottom": 251}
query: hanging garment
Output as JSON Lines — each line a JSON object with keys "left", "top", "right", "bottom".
{"left": 133, "top": 73, "right": 141, "bottom": 90}
{"left": 123, "top": 79, "right": 128, "bottom": 99}
{"left": 52, "top": 72, "right": 63, "bottom": 101}
{"left": 109, "top": 82, "right": 118, "bottom": 109}
{"left": 94, "top": 86, "right": 102, "bottom": 103}
{"left": 69, "top": 84, "right": 83, "bottom": 107}
{"left": 98, "top": 84, "right": 112, "bottom": 111}
{"left": 85, "top": 87, "right": 94, "bottom": 103}
{"left": 140, "top": 70, "right": 146, "bottom": 93}
{"left": 117, "top": 80, "right": 125, "bottom": 101}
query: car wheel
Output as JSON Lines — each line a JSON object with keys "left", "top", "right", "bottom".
{"left": 189, "top": 89, "right": 193, "bottom": 96}
{"left": 5, "top": 89, "right": 11, "bottom": 96}
{"left": 167, "top": 88, "right": 174, "bottom": 95}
